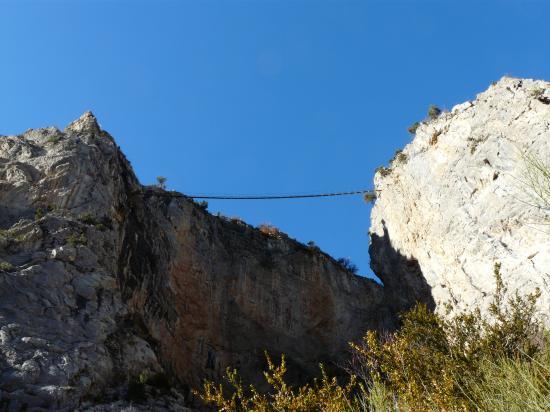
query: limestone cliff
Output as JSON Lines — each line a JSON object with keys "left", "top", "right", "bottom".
{"left": 369, "top": 77, "right": 550, "bottom": 320}
{"left": 0, "top": 113, "right": 393, "bottom": 410}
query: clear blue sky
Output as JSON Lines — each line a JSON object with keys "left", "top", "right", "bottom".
{"left": 1, "top": 0, "right": 549, "bottom": 277}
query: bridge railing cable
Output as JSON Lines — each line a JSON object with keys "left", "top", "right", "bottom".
{"left": 143, "top": 188, "right": 375, "bottom": 200}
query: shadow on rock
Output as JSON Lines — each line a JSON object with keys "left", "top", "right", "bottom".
{"left": 369, "top": 220, "right": 435, "bottom": 314}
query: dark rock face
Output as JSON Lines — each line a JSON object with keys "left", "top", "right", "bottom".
{"left": 130, "top": 198, "right": 395, "bottom": 392}
{"left": 0, "top": 113, "right": 395, "bottom": 410}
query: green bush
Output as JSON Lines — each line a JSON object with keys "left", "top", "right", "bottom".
{"left": 0, "top": 260, "right": 13, "bottom": 271}
{"left": 407, "top": 122, "right": 420, "bottom": 134}
{"left": 337, "top": 257, "right": 358, "bottom": 274}
{"left": 46, "top": 134, "right": 61, "bottom": 144}
{"left": 351, "top": 263, "right": 545, "bottom": 410}
{"left": 78, "top": 212, "right": 99, "bottom": 226}
{"left": 35, "top": 207, "right": 45, "bottom": 220}
{"left": 428, "top": 104, "right": 442, "bottom": 119}
{"left": 67, "top": 233, "right": 87, "bottom": 246}
{"left": 529, "top": 88, "right": 545, "bottom": 99}
{"left": 156, "top": 176, "right": 167, "bottom": 190}
{"left": 390, "top": 150, "right": 407, "bottom": 164}
{"left": 196, "top": 353, "right": 359, "bottom": 412}
{"left": 306, "top": 241, "right": 320, "bottom": 252}
{"left": 363, "top": 192, "right": 376, "bottom": 203}
{"left": 374, "top": 166, "right": 391, "bottom": 177}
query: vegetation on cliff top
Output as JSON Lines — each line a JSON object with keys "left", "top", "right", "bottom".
{"left": 196, "top": 264, "right": 549, "bottom": 411}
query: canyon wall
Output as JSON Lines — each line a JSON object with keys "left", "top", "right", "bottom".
{"left": 370, "top": 77, "right": 550, "bottom": 320}
{"left": 0, "top": 113, "right": 394, "bottom": 410}
{"left": 2, "top": 77, "right": 549, "bottom": 410}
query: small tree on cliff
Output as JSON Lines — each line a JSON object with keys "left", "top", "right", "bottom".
{"left": 156, "top": 176, "right": 167, "bottom": 190}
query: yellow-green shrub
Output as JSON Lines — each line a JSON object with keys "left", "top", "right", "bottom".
{"left": 196, "top": 353, "right": 359, "bottom": 412}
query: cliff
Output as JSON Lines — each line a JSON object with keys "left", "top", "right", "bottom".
{"left": 370, "top": 77, "right": 549, "bottom": 320}
{"left": 1, "top": 77, "right": 549, "bottom": 410}
{"left": 0, "top": 113, "right": 393, "bottom": 410}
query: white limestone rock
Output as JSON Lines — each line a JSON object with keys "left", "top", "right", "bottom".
{"left": 369, "top": 77, "right": 550, "bottom": 322}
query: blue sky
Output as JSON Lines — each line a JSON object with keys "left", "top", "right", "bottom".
{"left": 1, "top": 0, "right": 550, "bottom": 277}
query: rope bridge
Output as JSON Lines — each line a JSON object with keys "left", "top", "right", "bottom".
{"left": 145, "top": 188, "right": 376, "bottom": 201}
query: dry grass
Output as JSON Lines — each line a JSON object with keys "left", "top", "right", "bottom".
{"left": 258, "top": 224, "right": 282, "bottom": 237}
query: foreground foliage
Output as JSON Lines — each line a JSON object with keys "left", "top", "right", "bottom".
{"left": 196, "top": 265, "right": 549, "bottom": 411}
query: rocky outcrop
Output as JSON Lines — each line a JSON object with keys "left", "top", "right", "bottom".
{"left": 0, "top": 113, "right": 393, "bottom": 410}
{"left": 369, "top": 77, "right": 550, "bottom": 320}
{"left": 0, "top": 114, "right": 189, "bottom": 411}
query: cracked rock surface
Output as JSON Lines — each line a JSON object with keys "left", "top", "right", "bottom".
{"left": 369, "top": 77, "right": 550, "bottom": 321}
{"left": 0, "top": 114, "right": 191, "bottom": 410}
{"left": 0, "top": 113, "right": 392, "bottom": 410}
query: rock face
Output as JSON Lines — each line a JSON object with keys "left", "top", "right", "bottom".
{"left": 0, "top": 113, "right": 393, "bottom": 410}
{"left": 0, "top": 114, "right": 188, "bottom": 411}
{"left": 126, "top": 199, "right": 394, "bottom": 392}
{"left": 369, "top": 77, "right": 550, "bottom": 320}
{"left": 2, "top": 77, "right": 548, "bottom": 410}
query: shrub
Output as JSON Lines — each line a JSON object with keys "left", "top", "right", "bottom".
{"left": 390, "top": 150, "right": 407, "bottom": 165}
{"left": 138, "top": 371, "right": 171, "bottom": 391}
{"left": 363, "top": 192, "right": 376, "bottom": 203}
{"left": 350, "top": 262, "right": 545, "bottom": 410}
{"left": 530, "top": 88, "right": 545, "bottom": 99}
{"left": 465, "top": 349, "right": 550, "bottom": 411}
{"left": 0, "top": 260, "right": 13, "bottom": 271}
{"left": 76, "top": 213, "right": 108, "bottom": 231}
{"left": 78, "top": 212, "right": 98, "bottom": 226}
{"left": 197, "top": 200, "right": 208, "bottom": 211}
{"left": 0, "top": 230, "right": 25, "bottom": 243}
{"left": 374, "top": 166, "right": 391, "bottom": 177}
{"left": 306, "top": 240, "right": 320, "bottom": 252}
{"left": 259, "top": 224, "right": 281, "bottom": 237}
{"left": 46, "top": 134, "right": 61, "bottom": 144}
{"left": 428, "top": 104, "right": 442, "bottom": 120}
{"left": 67, "top": 233, "right": 87, "bottom": 246}
{"left": 337, "top": 257, "right": 358, "bottom": 274}
{"left": 156, "top": 176, "right": 167, "bottom": 190}
{"left": 196, "top": 353, "right": 359, "bottom": 412}
{"left": 407, "top": 122, "right": 420, "bottom": 134}
{"left": 34, "top": 207, "right": 45, "bottom": 220}
{"left": 35, "top": 205, "right": 55, "bottom": 221}
{"left": 230, "top": 216, "right": 245, "bottom": 225}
